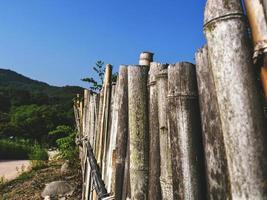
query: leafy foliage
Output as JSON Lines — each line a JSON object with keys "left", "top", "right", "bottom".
{"left": 0, "top": 139, "right": 32, "bottom": 159}
{"left": 0, "top": 68, "right": 84, "bottom": 148}
{"left": 50, "top": 125, "right": 78, "bottom": 166}
{"left": 81, "top": 60, "right": 105, "bottom": 92}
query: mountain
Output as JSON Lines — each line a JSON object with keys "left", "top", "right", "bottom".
{"left": 0, "top": 68, "right": 84, "bottom": 143}
{"left": 0, "top": 68, "right": 84, "bottom": 98}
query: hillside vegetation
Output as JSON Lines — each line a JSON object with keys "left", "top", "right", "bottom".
{"left": 0, "top": 69, "right": 83, "bottom": 159}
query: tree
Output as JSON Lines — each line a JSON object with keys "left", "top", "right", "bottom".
{"left": 81, "top": 60, "right": 105, "bottom": 92}
{"left": 82, "top": 60, "right": 118, "bottom": 92}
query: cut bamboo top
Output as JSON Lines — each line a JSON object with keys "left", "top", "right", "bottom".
{"left": 139, "top": 52, "right": 154, "bottom": 66}
{"left": 204, "top": 0, "right": 243, "bottom": 26}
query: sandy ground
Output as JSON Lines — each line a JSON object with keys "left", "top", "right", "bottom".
{"left": 0, "top": 160, "right": 31, "bottom": 181}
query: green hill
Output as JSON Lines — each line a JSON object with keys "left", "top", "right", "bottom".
{"left": 0, "top": 68, "right": 84, "bottom": 144}
{"left": 0, "top": 69, "right": 83, "bottom": 98}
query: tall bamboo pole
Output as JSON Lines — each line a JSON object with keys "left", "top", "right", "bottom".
{"left": 204, "top": 0, "right": 267, "bottom": 198}
{"left": 114, "top": 65, "right": 129, "bottom": 200}
{"left": 97, "top": 64, "right": 112, "bottom": 170}
{"left": 168, "top": 62, "right": 205, "bottom": 200}
{"left": 156, "top": 68, "right": 173, "bottom": 200}
{"left": 101, "top": 65, "right": 113, "bottom": 178}
{"left": 105, "top": 83, "right": 117, "bottom": 192}
{"left": 147, "top": 62, "right": 163, "bottom": 200}
{"left": 128, "top": 65, "right": 149, "bottom": 200}
{"left": 195, "top": 46, "right": 231, "bottom": 199}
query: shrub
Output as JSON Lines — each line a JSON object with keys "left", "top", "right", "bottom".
{"left": 28, "top": 144, "right": 48, "bottom": 169}
{"left": 50, "top": 125, "right": 79, "bottom": 166}
{"left": 0, "top": 139, "right": 32, "bottom": 159}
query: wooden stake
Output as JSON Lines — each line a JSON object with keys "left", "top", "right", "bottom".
{"left": 114, "top": 65, "right": 129, "bottom": 200}
{"left": 128, "top": 65, "right": 149, "bottom": 200}
{"left": 195, "top": 46, "right": 231, "bottom": 199}
{"left": 168, "top": 62, "right": 205, "bottom": 200}
{"left": 204, "top": 1, "right": 267, "bottom": 198}
{"left": 147, "top": 62, "right": 164, "bottom": 200}
{"left": 156, "top": 67, "right": 173, "bottom": 200}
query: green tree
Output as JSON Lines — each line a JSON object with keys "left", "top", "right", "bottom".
{"left": 49, "top": 125, "right": 78, "bottom": 166}
{"left": 81, "top": 60, "right": 105, "bottom": 92}
{"left": 10, "top": 105, "right": 71, "bottom": 142}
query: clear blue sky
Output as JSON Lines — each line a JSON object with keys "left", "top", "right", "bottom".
{"left": 0, "top": 0, "right": 206, "bottom": 88}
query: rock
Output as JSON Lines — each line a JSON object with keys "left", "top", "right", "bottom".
{"left": 60, "top": 162, "right": 69, "bottom": 175}
{"left": 41, "top": 181, "right": 74, "bottom": 198}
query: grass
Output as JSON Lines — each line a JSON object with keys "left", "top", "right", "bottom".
{"left": 0, "top": 139, "right": 32, "bottom": 159}
{"left": 0, "top": 138, "right": 48, "bottom": 160}
{"left": 0, "top": 160, "right": 82, "bottom": 200}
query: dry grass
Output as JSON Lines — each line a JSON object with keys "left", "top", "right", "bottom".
{"left": 0, "top": 161, "right": 82, "bottom": 200}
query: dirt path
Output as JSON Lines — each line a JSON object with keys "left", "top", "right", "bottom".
{"left": 0, "top": 160, "right": 31, "bottom": 181}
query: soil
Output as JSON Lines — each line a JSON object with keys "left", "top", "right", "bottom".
{"left": 0, "top": 160, "right": 31, "bottom": 181}
{"left": 0, "top": 161, "right": 82, "bottom": 200}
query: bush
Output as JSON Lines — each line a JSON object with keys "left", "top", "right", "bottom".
{"left": 0, "top": 139, "right": 32, "bottom": 159}
{"left": 50, "top": 125, "right": 79, "bottom": 166}
{"left": 28, "top": 144, "right": 48, "bottom": 161}
{"left": 28, "top": 144, "right": 48, "bottom": 170}
{"left": 0, "top": 139, "right": 48, "bottom": 161}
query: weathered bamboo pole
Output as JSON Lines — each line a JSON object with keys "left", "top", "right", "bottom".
{"left": 195, "top": 46, "right": 231, "bottom": 199}
{"left": 147, "top": 62, "right": 163, "bottom": 200}
{"left": 204, "top": 0, "right": 267, "bottom": 198}
{"left": 73, "top": 97, "right": 80, "bottom": 133}
{"left": 83, "top": 90, "right": 92, "bottom": 200}
{"left": 97, "top": 64, "right": 112, "bottom": 170}
{"left": 105, "top": 83, "right": 118, "bottom": 192}
{"left": 121, "top": 136, "right": 131, "bottom": 200}
{"left": 93, "top": 90, "right": 104, "bottom": 200}
{"left": 102, "top": 65, "right": 113, "bottom": 177}
{"left": 95, "top": 91, "right": 104, "bottom": 158}
{"left": 114, "top": 65, "right": 129, "bottom": 200}
{"left": 244, "top": 0, "right": 267, "bottom": 100}
{"left": 156, "top": 68, "right": 173, "bottom": 200}
{"left": 92, "top": 93, "right": 100, "bottom": 153}
{"left": 128, "top": 65, "right": 149, "bottom": 200}
{"left": 168, "top": 62, "right": 205, "bottom": 200}
{"left": 139, "top": 52, "right": 154, "bottom": 66}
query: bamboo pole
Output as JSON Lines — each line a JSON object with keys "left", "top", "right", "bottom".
{"left": 244, "top": 0, "right": 267, "bottom": 101}
{"left": 95, "top": 91, "right": 104, "bottom": 158}
{"left": 168, "top": 62, "right": 205, "bottom": 200}
{"left": 97, "top": 64, "right": 112, "bottom": 170}
{"left": 147, "top": 62, "right": 163, "bottom": 200}
{"left": 156, "top": 68, "right": 173, "bottom": 200}
{"left": 195, "top": 46, "right": 231, "bottom": 199}
{"left": 114, "top": 65, "right": 129, "bottom": 200}
{"left": 204, "top": 0, "right": 267, "bottom": 198}
{"left": 139, "top": 52, "right": 154, "bottom": 66}
{"left": 121, "top": 135, "right": 131, "bottom": 200}
{"left": 128, "top": 65, "right": 149, "bottom": 200}
{"left": 102, "top": 65, "right": 113, "bottom": 182}
{"left": 105, "top": 83, "right": 118, "bottom": 193}
{"left": 92, "top": 93, "right": 100, "bottom": 153}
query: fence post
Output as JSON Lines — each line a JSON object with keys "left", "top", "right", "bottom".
{"left": 204, "top": 0, "right": 267, "bottom": 198}
{"left": 244, "top": 0, "right": 267, "bottom": 101}
{"left": 156, "top": 67, "right": 173, "bottom": 200}
{"left": 97, "top": 64, "right": 112, "bottom": 170}
{"left": 105, "top": 82, "right": 117, "bottom": 193}
{"left": 128, "top": 65, "right": 149, "bottom": 200}
{"left": 195, "top": 46, "right": 231, "bottom": 199}
{"left": 168, "top": 62, "right": 205, "bottom": 200}
{"left": 147, "top": 62, "right": 163, "bottom": 200}
{"left": 139, "top": 52, "right": 154, "bottom": 66}
{"left": 114, "top": 65, "right": 129, "bottom": 200}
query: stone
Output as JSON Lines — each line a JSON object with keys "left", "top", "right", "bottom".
{"left": 60, "top": 162, "right": 69, "bottom": 175}
{"left": 41, "top": 181, "right": 74, "bottom": 198}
